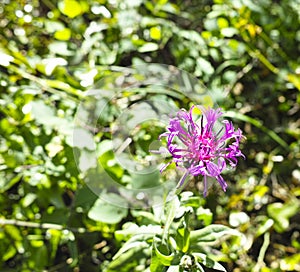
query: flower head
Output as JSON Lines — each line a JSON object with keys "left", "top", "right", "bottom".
{"left": 160, "top": 105, "right": 245, "bottom": 196}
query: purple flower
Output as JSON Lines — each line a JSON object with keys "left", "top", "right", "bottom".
{"left": 159, "top": 105, "right": 245, "bottom": 196}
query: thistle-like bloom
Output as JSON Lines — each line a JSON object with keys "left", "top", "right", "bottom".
{"left": 160, "top": 105, "right": 244, "bottom": 196}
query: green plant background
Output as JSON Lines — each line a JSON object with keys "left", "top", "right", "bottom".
{"left": 0, "top": 0, "right": 299, "bottom": 271}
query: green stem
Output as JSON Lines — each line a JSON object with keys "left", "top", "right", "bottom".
{"left": 253, "top": 232, "right": 270, "bottom": 272}
{"left": 0, "top": 218, "right": 87, "bottom": 233}
{"left": 162, "top": 194, "right": 180, "bottom": 244}
{"left": 8, "top": 65, "right": 84, "bottom": 101}
{"left": 247, "top": 48, "right": 279, "bottom": 74}
{"left": 161, "top": 170, "right": 190, "bottom": 242}
{"left": 223, "top": 111, "right": 289, "bottom": 150}
{"left": 175, "top": 170, "right": 190, "bottom": 195}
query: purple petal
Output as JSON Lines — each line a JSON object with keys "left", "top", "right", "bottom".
{"left": 158, "top": 104, "right": 244, "bottom": 196}
{"left": 206, "top": 161, "right": 221, "bottom": 177}
{"left": 203, "top": 175, "right": 208, "bottom": 197}
{"left": 160, "top": 161, "right": 171, "bottom": 172}
{"left": 217, "top": 157, "right": 226, "bottom": 172}
{"left": 202, "top": 107, "right": 222, "bottom": 126}
{"left": 177, "top": 170, "right": 189, "bottom": 188}
{"left": 216, "top": 175, "right": 227, "bottom": 192}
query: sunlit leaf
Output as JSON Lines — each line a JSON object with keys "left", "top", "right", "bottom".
{"left": 109, "top": 239, "right": 149, "bottom": 270}
{"left": 190, "top": 224, "right": 240, "bottom": 245}
{"left": 280, "top": 253, "right": 300, "bottom": 271}
{"left": 58, "top": 0, "right": 83, "bottom": 18}
{"left": 229, "top": 212, "right": 250, "bottom": 227}
{"left": 138, "top": 42, "right": 159, "bottom": 53}
{"left": 88, "top": 194, "right": 128, "bottom": 224}
{"left": 197, "top": 207, "right": 213, "bottom": 226}
{"left": 54, "top": 28, "right": 71, "bottom": 41}
{"left": 193, "top": 253, "right": 227, "bottom": 272}
{"left": 267, "top": 200, "right": 300, "bottom": 233}
{"left": 150, "top": 26, "right": 162, "bottom": 40}
{"left": 153, "top": 240, "right": 174, "bottom": 266}
{"left": 0, "top": 52, "right": 14, "bottom": 67}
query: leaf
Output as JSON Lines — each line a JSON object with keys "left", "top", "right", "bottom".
{"left": 109, "top": 240, "right": 150, "bottom": 270}
{"left": 221, "top": 27, "right": 238, "bottom": 37}
{"left": 4, "top": 225, "right": 23, "bottom": 242}
{"left": 113, "top": 240, "right": 148, "bottom": 259}
{"left": 37, "top": 57, "right": 68, "bottom": 76}
{"left": 48, "top": 41, "right": 74, "bottom": 56}
{"left": 58, "top": 0, "right": 83, "bottom": 18}
{"left": 229, "top": 212, "right": 250, "bottom": 227}
{"left": 153, "top": 240, "right": 174, "bottom": 266}
{"left": 130, "top": 210, "right": 160, "bottom": 225}
{"left": 73, "top": 185, "right": 98, "bottom": 210}
{"left": 138, "top": 42, "right": 159, "bottom": 53}
{"left": 280, "top": 253, "right": 300, "bottom": 271}
{"left": 30, "top": 100, "right": 56, "bottom": 125}
{"left": 190, "top": 224, "right": 240, "bottom": 245}
{"left": 193, "top": 253, "right": 227, "bottom": 272}
{"left": 42, "top": 208, "right": 69, "bottom": 225}
{"left": 47, "top": 229, "right": 62, "bottom": 261}
{"left": 21, "top": 193, "right": 37, "bottom": 207}
{"left": 286, "top": 73, "right": 300, "bottom": 91}
{"left": 196, "top": 57, "right": 214, "bottom": 76}
{"left": 130, "top": 170, "right": 160, "bottom": 189}
{"left": 150, "top": 251, "right": 166, "bottom": 272}
{"left": 196, "top": 207, "right": 213, "bottom": 226}
{"left": 32, "top": 243, "right": 48, "bottom": 270}
{"left": 0, "top": 52, "right": 14, "bottom": 66}
{"left": 255, "top": 217, "right": 274, "bottom": 238}
{"left": 54, "top": 28, "right": 71, "bottom": 41}
{"left": 115, "top": 223, "right": 162, "bottom": 241}
{"left": 176, "top": 211, "right": 191, "bottom": 253}
{"left": 0, "top": 172, "right": 22, "bottom": 193}
{"left": 217, "top": 18, "right": 229, "bottom": 28}
{"left": 150, "top": 26, "right": 162, "bottom": 40}
{"left": 67, "top": 239, "right": 79, "bottom": 267}
{"left": 74, "top": 133, "right": 95, "bottom": 153}
{"left": 2, "top": 245, "right": 17, "bottom": 262}
{"left": 88, "top": 193, "right": 128, "bottom": 224}
{"left": 166, "top": 266, "right": 180, "bottom": 272}
{"left": 162, "top": 195, "right": 180, "bottom": 241}
{"left": 267, "top": 200, "right": 300, "bottom": 233}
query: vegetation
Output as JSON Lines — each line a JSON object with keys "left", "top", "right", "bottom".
{"left": 0, "top": 0, "right": 299, "bottom": 271}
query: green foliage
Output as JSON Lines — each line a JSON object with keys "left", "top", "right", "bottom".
{"left": 110, "top": 194, "right": 235, "bottom": 272}
{"left": 0, "top": 0, "right": 299, "bottom": 271}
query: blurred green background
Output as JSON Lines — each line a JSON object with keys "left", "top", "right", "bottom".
{"left": 0, "top": 0, "right": 299, "bottom": 271}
